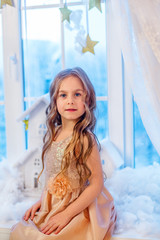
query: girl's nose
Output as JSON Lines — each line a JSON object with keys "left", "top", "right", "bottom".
{"left": 67, "top": 96, "right": 74, "bottom": 104}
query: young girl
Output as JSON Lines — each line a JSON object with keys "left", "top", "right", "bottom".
{"left": 10, "top": 67, "right": 116, "bottom": 240}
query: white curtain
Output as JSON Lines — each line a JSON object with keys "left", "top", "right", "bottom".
{"left": 110, "top": 0, "right": 160, "bottom": 156}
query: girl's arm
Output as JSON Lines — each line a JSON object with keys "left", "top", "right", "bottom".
{"left": 41, "top": 138, "right": 104, "bottom": 235}
{"left": 65, "top": 139, "right": 104, "bottom": 216}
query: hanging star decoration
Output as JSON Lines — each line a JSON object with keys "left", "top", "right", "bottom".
{"left": 89, "top": 0, "right": 102, "bottom": 12}
{"left": 82, "top": 34, "right": 99, "bottom": 55}
{"left": 0, "top": 0, "right": 14, "bottom": 8}
{"left": 59, "top": 5, "right": 72, "bottom": 23}
{"left": 23, "top": 119, "right": 29, "bottom": 131}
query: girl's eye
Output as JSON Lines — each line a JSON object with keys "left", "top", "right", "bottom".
{"left": 75, "top": 93, "right": 81, "bottom": 97}
{"left": 60, "top": 93, "right": 66, "bottom": 98}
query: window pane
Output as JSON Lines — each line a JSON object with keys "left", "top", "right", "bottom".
{"left": 0, "top": 106, "right": 6, "bottom": 161}
{"left": 22, "top": 0, "right": 60, "bottom": 7}
{"left": 22, "top": 8, "right": 62, "bottom": 97}
{"left": 134, "top": 101, "right": 160, "bottom": 167}
{"left": 67, "top": 0, "right": 83, "bottom": 3}
{"left": 95, "top": 101, "right": 108, "bottom": 140}
{"left": 0, "top": 14, "right": 4, "bottom": 101}
{"left": 22, "top": 2, "right": 108, "bottom": 140}
{"left": 0, "top": 14, "right": 6, "bottom": 161}
{"left": 64, "top": 3, "right": 108, "bottom": 96}
{"left": 22, "top": 0, "right": 83, "bottom": 7}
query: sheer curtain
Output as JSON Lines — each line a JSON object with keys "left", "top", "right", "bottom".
{"left": 110, "top": 0, "right": 160, "bottom": 156}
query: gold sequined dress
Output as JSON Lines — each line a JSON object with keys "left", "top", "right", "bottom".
{"left": 10, "top": 136, "right": 116, "bottom": 240}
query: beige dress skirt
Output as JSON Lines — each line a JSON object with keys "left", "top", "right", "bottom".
{"left": 10, "top": 137, "right": 116, "bottom": 240}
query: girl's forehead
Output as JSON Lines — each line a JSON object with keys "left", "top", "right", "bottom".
{"left": 59, "top": 76, "right": 84, "bottom": 90}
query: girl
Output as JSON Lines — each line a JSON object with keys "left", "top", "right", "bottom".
{"left": 10, "top": 67, "right": 116, "bottom": 240}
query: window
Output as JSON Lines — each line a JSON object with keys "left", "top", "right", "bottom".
{"left": 21, "top": 0, "right": 108, "bottom": 142}
{"left": 1, "top": 0, "right": 159, "bottom": 168}
{"left": 0, "top": 12, "right": 6, "bottom": 161}
{"left": 133, "top": 101, "right": 160, "bottom": 167}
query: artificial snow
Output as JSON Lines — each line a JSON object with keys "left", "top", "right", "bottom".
{"left": 0, "top": 160, "right": 160, "bottom": 239}
{"left": 105, "top": 163, "right": 160, "bottom": 239}
{"left": 0, "top": 160, "right": 38, "bottom": 223}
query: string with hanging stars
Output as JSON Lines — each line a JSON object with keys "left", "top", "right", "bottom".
{"left": 0, "top": 0, "right": 14, "bottom": 8}
{"left": 82, "top": 0, "right": 99, "bottom": 55}
{"left": 23, "top": 119, "right": 29, "bottom": 131}
{"left": 89, "top": 0, "right": 102, "bottom": 12}
{"left": 59, "top": 0, "right": 72, "bottom": 23}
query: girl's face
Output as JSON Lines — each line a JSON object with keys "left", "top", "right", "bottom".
{"left": 56, "top": 76, "right": 86, "bottom": 125}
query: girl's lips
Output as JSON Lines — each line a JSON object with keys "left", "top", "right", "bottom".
{"left": 65, "top": 109, "right": 77, "bottom": 111}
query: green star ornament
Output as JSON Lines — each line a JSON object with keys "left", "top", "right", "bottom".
{"left": 89, "top": 0, "right": 102, "bottom": 12}
{"left": 0, "top": 0, "right": 14, "bottom": 8}
{"left": 82, "top": 34, "right": 99, "bottom": 55}
{"left": 59, "top": 5, "right": 72, "bottom": 23}
{"left": 23, "top": 119, "right": 29, "bottom": 131}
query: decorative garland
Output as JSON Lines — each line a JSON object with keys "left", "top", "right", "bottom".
{"left": 89, "top": 0, "right": 102, "bottom": 12}
{"left": 59, "top": 0, "right": 102, "bottom": 55}
{"left": 82, "top": 34, "right": 99, "bottom": 54}
{"left": 0, "top": 0, "right": 14, "bottom": 8}
{"left": 59, "top": 4, "right": 72, "bottom": 23}
{"left": 1, "top": 0, "right": 102, "bottom": 55}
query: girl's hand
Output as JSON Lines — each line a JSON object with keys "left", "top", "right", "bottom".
{"left": 40, "top": 210, "right": 71, "bottom": 235}
{"left": 23, "top": 200, "right": 41, "bottom": 221}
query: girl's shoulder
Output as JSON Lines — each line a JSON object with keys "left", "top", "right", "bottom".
{"left": 83, "top": 130, "right": 98, "bottom": 148}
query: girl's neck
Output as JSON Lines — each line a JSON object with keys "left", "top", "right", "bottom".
{"left": 61, "top": 119, "right": 76, "bottom": 133}
{"left": 55, "top": 121, "right": 75, "bottom": 142}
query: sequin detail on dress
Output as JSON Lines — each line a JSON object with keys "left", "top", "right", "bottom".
{"left": 45, "top": 136, "right": 72, "bottom": 183}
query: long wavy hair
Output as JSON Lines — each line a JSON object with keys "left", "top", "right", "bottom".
{"left": 39, "top": 67, "right": 97, "bottom": 185}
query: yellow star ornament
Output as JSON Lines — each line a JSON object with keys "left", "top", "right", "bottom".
{"left": 82, "top": 34, "right": 99, "bottom": 55}
{"left": 0, "top": 0, "right": 14, "bottom": 8}
{"left": 59, "top": 6, "right": 72, "bottom": 23}
{"left": 23, "top": 119, "right": 29, "bottom": 131}
{"left": 89, "top": 0, "right": 102, "bottom": 12}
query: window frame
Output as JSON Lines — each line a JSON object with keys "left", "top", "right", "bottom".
{"left": 106, "top": 0, "right": 134, "bottom": 167}
{"left": 1, "top": 1, "right": 25, "bottom": 163}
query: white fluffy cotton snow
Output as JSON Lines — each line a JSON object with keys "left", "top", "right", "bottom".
{"left": 105, "top": 163, "right": 160, "bottom": 239}
{"left": 0, "top": 160, "right": 37, "bottom": 224}
{"left": 0, "top": 160, "right": 160, "bottom": 239}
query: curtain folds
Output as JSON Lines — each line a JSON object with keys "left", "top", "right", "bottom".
{"left": 110, "top": 0, "right": 160, "bottom": 156}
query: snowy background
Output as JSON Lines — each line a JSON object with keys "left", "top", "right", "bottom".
{"left": 0, "top": 159, "right": 160, "bottom": 239}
